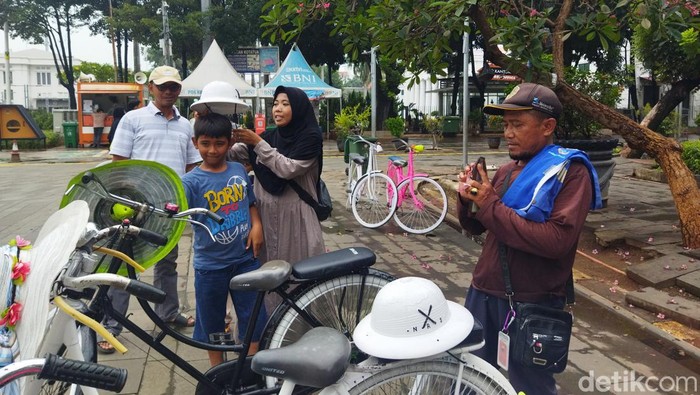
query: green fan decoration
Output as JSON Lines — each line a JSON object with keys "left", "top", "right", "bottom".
{"left": 60, "top": 160, "right": 188, "bottom": 275}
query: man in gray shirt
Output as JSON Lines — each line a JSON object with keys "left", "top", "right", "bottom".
{"left": 100, "top": 65, "right": 201, "bottom": 353}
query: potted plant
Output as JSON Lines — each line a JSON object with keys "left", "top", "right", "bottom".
{"left": 334, "top": 104, "right": 370, "bottom": 152}
{"left": 421, "top": 114, "right": 443, "bottom": 149}
{"left": 385, "top": 116, "right": 407, "bottom": 150}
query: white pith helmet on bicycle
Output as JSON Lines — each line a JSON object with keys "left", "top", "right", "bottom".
{"left": 353, "top": 277, "right": 474, "bottom": 359}
{"left": 190, "top": 80, "right": 250, "bottom": 115}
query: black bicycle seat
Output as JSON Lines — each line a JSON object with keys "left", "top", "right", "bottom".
{"left": 251, "top": 327, "right": 350, "bottom": 388}
{"left": 349, "top": 153, "right": 366, "bottom": 165}
{"left": 292, "top": 247, "right": 376, "bottom": 280}
{"left": 229, "top": 260, "right": 292, "bottom": 291}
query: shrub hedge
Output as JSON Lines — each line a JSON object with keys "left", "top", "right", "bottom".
{"left": 681, "top": 140, "right": 700, "bottom": 175}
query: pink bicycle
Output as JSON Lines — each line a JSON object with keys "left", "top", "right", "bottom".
{"left": 386, "top": 139, "right": 448, "bottom": 234}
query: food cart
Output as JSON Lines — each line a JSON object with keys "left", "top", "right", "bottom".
{"left": 77, "top": 82, "right": 145, "bottom": 147}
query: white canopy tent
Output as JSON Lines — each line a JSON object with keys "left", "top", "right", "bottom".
{"left": 180, "top": 39, "right": 257, "bottom": 98}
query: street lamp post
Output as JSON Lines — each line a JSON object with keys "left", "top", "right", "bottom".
{"left": 370, "top": 46, "right": 378, "bottom": 138}
{"left": 4, "top": 21, "right": 11, "bottom": 104}
{"left": 462, "top": 22, "right": 470, "bottom": 168}
{"left": 161, "top": 1, "right": 173, "bottom": 67}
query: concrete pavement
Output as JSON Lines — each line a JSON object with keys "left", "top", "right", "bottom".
{"left": 1, "top": 135, "right": 698, "bottom": 393}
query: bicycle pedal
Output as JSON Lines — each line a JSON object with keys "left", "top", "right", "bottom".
{"left": 209, "top": 332, "right": 236, "bottom": 345}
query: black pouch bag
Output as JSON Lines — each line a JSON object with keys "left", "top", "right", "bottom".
{"left": 511, "top": 303, "right": 573, "bottom": 373}
{"left": 289, "top": 155, "right": 333, "bottom": 221}
{"left": 498, "top": 242, "right": 574, "bottom": 374}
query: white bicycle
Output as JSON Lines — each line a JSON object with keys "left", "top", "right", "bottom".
{"left": 13, "top": 200, "right": 178, "bottom": 395}
{"left": 254, "top": 276, "right": 517, "bottom": 395}
{"left": 345, "top": 135, "right": 398, "bottom": 229}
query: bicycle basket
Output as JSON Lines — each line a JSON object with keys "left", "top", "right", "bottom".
{"left": 60, "top": 160, "right": 187, "bottom": 275}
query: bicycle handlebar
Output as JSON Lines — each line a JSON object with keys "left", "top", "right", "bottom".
{"left": 93, "top": 223, "right": 168, "bottom": 247}
{"left": 38, "top": 354, "right": 128, "bottom": 392}
{"left": 0, "top": 355, "right": 127, "bottom": 392}
{"left": 62, "top": 273, "right": 166, "bottom": 304}
{"left": 61, "top": 246, "right": 166, "bottom": 304}
{"left": 80, "top": 171, "right": 224, "bottom": 225}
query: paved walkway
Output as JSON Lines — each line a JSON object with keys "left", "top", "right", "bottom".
{"left": 1, "top": 135, "right": 698, "bottom": 393}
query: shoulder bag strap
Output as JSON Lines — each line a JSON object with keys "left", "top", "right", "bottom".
{"left": 496, "top": 168, "right": 575, "bottom": 305}
{"left": 289, "top": 179, "right": 319, "bottom": 208}
{"left": 289, "top": 153, "right": 323, "bottom": 209}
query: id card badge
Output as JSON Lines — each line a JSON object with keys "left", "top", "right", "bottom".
{"left": 497, "top": 331, "right": 510, "bottom": 371}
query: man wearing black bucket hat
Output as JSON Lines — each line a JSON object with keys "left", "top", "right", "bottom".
{"left": 457, "top": 83, "right": 602, "bottom": 394}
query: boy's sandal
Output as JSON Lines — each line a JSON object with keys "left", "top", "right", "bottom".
{"left": 167, "top": 313, "right": 195, "bottom": 328}
{"left": 97, "top": 340, "right": 116, "bottom": 354}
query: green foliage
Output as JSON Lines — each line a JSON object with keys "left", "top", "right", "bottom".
{"left": 385, "top": 116, "right": 405, "bottom": 138}
{"left": 334, "top": 105, "right": 370, "bottom": 139}
{"left": 681, "top": 140, "right": 700, "bottom": 175}
{"left": 421, "top": 114, "right": 442, "bottom": 135}
{"left": 557, "top": 67, "right": 623, "bottom": 140}
{"left": 16, "top": 131, "right": 61, "bottom": 149}
{"left": 632, "top": 0, "right": 700, "bottom": 83}
{"left": 29, "top": 109, "right": 52, "bottom": 130}
{"left": 242, "top": 111, "right": 255, "bottom": 129}
{"left": 71, "top": 63, "right": 117, "bottom": 83}
{"left": 695, "top": 112, "right": 700, "bottom": 128}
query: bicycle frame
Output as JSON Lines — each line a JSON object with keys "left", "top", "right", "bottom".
{"left": 345, "top": 136, "right": 384, "bottom": 208}
{"left": 386, "top": 146, "right": 430, "bottom": 210}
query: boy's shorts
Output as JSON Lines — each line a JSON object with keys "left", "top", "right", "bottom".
{"left": 193, "top": 258, "right": 268, "bottom": 344}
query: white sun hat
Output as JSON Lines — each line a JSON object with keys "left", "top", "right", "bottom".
{"left": 190, "top": 80, "right": 250, "bottom": 114}
{"left": 353, "top": 277, "right": 474, "bottom": 359}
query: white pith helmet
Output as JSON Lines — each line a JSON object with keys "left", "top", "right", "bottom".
{"left": 353, "top": 277, "right": 474, "bottom": 359}
{"left": 190, "top": 80, "right": 250, "bottom": 114}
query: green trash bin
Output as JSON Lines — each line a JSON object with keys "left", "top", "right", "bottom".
{"left": 62, "top": 121, "right": 78, "bottom": 148}
{"left": 344, "top": 135, "right": 377, "bottom": 173}
{"left": 442, "top": 116, "right": 461, "bottom": 137}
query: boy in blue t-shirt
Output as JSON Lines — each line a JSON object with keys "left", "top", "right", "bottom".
{"left": 182, "top": 112, "right": 267, "bottom": 366}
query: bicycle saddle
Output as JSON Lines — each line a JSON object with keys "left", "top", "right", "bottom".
{"left": 251, "top": 327, "right": 350, "bottom": 388}
{"left": 388, "top": 156, "right": 407, "bottom": 167}
{"left": 349, "top": 153, "right": 366, "bottom": 165}
{"left": 229, "top": 260, "right": 292, "bottom": 291}
{"left": 292, "top": 247, "right": 376, "bottom": 280}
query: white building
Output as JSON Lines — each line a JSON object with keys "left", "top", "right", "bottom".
{"left": 0, "top": 48, "right": 81, "bottom": 110}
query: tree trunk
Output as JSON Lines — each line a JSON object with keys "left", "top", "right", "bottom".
{"left": 556, "top": 82, "right": 700, "bottom": 248}
{"left": 469, "top": 2, "right": 700, "bottom": 248}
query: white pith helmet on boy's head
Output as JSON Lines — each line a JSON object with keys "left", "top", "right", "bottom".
{"left": 353, "top": 277, "right": 474, "bottom": 359}
{"left": 190, "top": 81, "right": 250, "bottom": 115}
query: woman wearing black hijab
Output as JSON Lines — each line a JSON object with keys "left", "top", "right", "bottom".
{"left": 229, "top": 86, "right": 325, "bottom": 270}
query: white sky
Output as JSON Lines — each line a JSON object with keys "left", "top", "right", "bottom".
{"left": 1, "top": 25, "right": 151, "bottom": 68}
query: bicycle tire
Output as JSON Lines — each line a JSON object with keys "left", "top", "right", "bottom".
{"left": 351, "top": 173, "right": 398, "bottom": 228}
{"left": 260, "top": 269, "right": 395, "bottom": 389}
{"left": 393, "top": 176, "right": 447, "bottom": 234}
{"left": 348, "top": 359, "right": 514, "bottom": 395}
{"left": 39, "top": 324, "right": 96, "bottom": 395}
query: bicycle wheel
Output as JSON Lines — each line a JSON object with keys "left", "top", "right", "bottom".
{"left": 260, "top": 270, "right": 395, "bottom": 389}
{"left": 351, "top": 173, "right": 397, "bottom": 228}
{"left": 39, "top": 324, "right": 96, "bottom": 395}
{"left": 348, "top": 359, "right": 514, "bottom": 395}
{"left": 394, "top": 176, "right": 447, "bottom": 234}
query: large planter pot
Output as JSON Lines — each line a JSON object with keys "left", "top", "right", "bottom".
{"left": 556, "top": 138, "right": 619, "bottom": 208}
{"left": 337, "top": 137, "right": 346, "bottom": 152}
{"left": 486, "top": 136, "right": 501, "bottom": 149}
